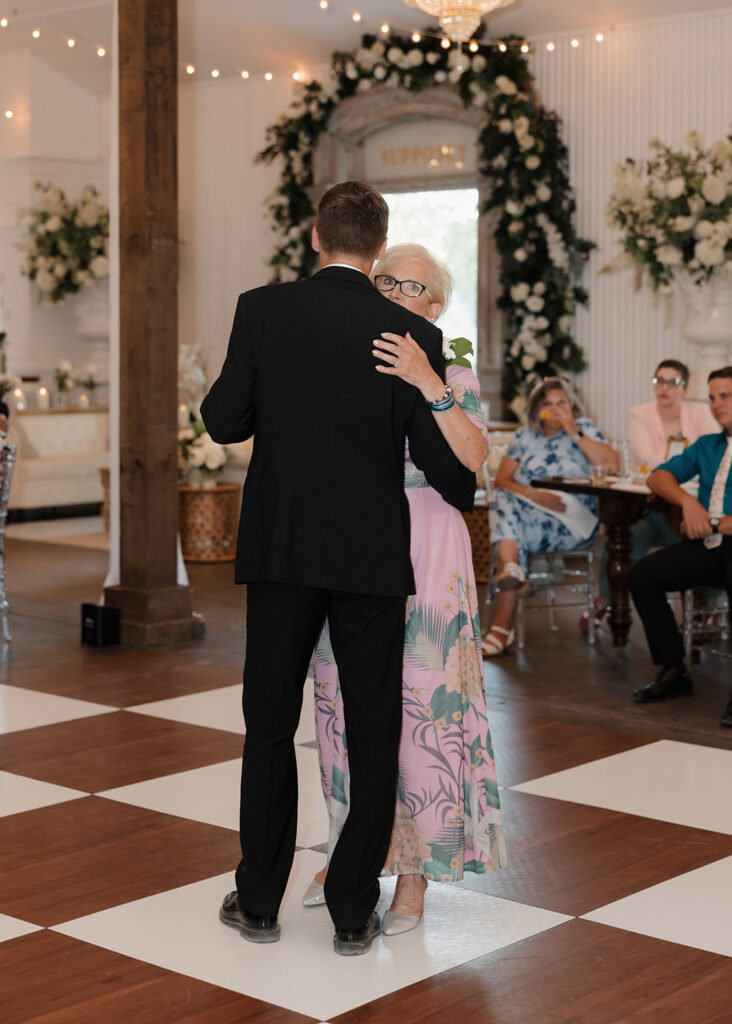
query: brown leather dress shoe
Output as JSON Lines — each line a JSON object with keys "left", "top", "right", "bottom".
{"left": 633, "top": 665, "right": 693, "bottom": 703}
{"left": 219, "top": 891, "right": 281, "bottom": 943}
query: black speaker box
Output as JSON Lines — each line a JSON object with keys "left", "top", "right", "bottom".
{"left": 81, "top": 603, "right": 121, "bottom": 647}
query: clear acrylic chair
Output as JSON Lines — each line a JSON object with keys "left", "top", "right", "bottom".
{"left": 515, "top": 546, "right": 596, "bottom": 651}
{"left": 682, "top": 587, "right": 730, "bottom": 662}
{"left": 0, "top": 444, "right": 17, "bottom": 642}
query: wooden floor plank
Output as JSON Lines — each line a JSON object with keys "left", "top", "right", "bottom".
{"left": 0, "top": 711, "right": 243, "bottom": 790}
{"left": 331, "top": 918, "right": 732, "bottom": 1024}
{"left": 0, "top": 930, "right": 315, "bottom": 1024}
{"left": 460, "top": 789, "right": 732, "bottom": 916}
{"left": 0, "top": 797, "right": 239, "bottom": 926}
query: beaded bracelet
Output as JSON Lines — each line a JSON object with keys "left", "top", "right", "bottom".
{"left": 430, "top": 385, "right": 455, "bottom": 412}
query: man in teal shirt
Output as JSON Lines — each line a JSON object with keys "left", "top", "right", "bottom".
{"left": 629, "top": 367, "right": 732, "bottom": 727}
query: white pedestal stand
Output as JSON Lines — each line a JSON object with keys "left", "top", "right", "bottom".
{"left": 679, "top": 275, "right": 732, "bottom": 398}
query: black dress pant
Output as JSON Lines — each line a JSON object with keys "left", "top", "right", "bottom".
{"left": 629, "top": 537, "right": 732, "bottom": 666}
{"left": 235, "top": 581, "right": 405, "bottom": 931}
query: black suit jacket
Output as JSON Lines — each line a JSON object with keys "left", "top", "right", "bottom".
{"left": 201, "top": 266, "right": 475, "bottom": 595}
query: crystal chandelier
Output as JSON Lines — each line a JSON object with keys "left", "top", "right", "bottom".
{"left": 403, "top": 0, "right": 515, "bottom": 44}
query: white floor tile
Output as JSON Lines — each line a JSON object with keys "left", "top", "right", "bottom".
{"left": 0, "top": 684, "right": 115, "bottom": 735}
{"left": 127, "top": 678, "right": 317, "bottom": 745}
{"left": 53, "top": 850, "right": 569, "bottom": 1020}
{"left": 99, "top": 746, "right": 329, "bottom": 848}
{"left": 0, "top": 770, "right": 86, "bottom": 818}
{"left": 0, "top": 913, "right": 42, "bottom": 944}
{"left": 511, "top": 739, "right": 732, "bottom": 835}
{"left": 583, "top": 855, "right": 732, "bottom": 958}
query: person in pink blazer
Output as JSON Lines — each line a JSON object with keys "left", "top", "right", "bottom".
{"left": 585, "top": 359, "right": 718, "bottom": 631}
{"left": 629, "top": 359, "right": 718, "bottom": 472}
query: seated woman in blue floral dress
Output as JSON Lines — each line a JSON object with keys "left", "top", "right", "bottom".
{"left": 482, "top": 377, "right": 619, "bottom": 656}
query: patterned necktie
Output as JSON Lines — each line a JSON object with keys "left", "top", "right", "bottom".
{"left": 703, "top": 434, "right": 732, "bottom": 549}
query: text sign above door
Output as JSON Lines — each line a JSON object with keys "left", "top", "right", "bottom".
{"left": 364, "top": 119, "right": 478, "bottom": 182}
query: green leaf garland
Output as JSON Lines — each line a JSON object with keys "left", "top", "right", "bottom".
{"left": 257, "top": 29, "right": 595, "bottom": 420}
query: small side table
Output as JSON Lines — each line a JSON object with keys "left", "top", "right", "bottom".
{"left": 178, "top": 483, "right": 242, "bottom": 562}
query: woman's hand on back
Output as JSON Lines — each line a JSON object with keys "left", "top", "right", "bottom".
{"left": 373, "top": 332, "right": 443, "bottom": 401}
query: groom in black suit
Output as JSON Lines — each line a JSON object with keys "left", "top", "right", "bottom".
{"left": 201, "top": 181, "right": 474, "bottom": 955}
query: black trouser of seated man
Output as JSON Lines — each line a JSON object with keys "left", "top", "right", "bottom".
{"left": 629, "top": 537, "right": 732, "bottom": 720}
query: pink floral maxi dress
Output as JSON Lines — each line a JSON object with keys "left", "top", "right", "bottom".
{"left": 314, "top": 364, "right": 507, "bottom": 881}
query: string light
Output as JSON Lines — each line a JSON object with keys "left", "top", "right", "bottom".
{"left": 352, "top": 10, "right": 361, "bottom": 20}
{"left": 67, "top": 38, "right": 75, "bottom": 48}
{"left": 96, "top": 47, "right": 106, "bottom": 57}
{"left": 411, "top": 31, "right": 421, "bottom": 42}
{"left": 469, "top": 41, "right": 478, "bottom": 52}
{"left": 32, "top": 29, "right": 40, "bottom": 39}
{"left": 0, "top": 18, "right": 8, "bottom": 28}
{"left": 319, "top": 0, "right": 328, "bottom": 9}
{"left": 186, "top": 64, "right": 195, "bottom": 74}
{"left": 264, "top": 72, "right": 273, "bottom": 80}
{"left": 520, "top": 43, "right": 530, "bottom": 53}
{"left": 595, "top": 32, "right": 604, "bottom": 42}
{"left": 241, "top": 70, "right": 250, "bottom": 79}
{"left": 498, "top": 42, "right": 507, "bottom": 52}
{"left": 380, "top": 22, "right": 389, "bottom": 33}
{"left": 441, "top": 37, "right": 450, "bottom": 49}
{"left": 571, "top": 37, "right": 579, "bottom": 47}
{"left": 293, "top": 71, "right": 302, "bottom": 80}
{"left": 4, "top": 109, "right": 13, "bottom": 119}
{"left": 546, "top": 41, "right": 554, "bottom": 51}
{"left": 210, "top": 68, "right": 220, "bottom": 78}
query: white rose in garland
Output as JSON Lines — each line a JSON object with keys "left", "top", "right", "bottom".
{"left": 257, "top": 28, "right": 594, "bottom": 419}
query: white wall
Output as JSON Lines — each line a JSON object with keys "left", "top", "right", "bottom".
{"left": 178, "top": 72, "right": 315, "bottom": 379}
{"left": 530, "top": 7, "right": 732, "bottom": 438}
{"left": 0, "top": 52, "right": 108, "bottom": 381}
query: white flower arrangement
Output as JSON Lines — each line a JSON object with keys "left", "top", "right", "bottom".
{"left": 0, "top": 372, "right": 22, "bottom": 399}
{"left": 18, "top": 182, "right": 110, "bottom": 305}
{"left": 257, "top": 29, "right": 593, "bottom": 419}
{"left": 54, "top": 358, "right": 73, "bottom": 393}
{"left": 605, "top": 129, "right": 732, "bottom": 291}
{"left": 178, "top": 410, "right": 230, "bottom": 483}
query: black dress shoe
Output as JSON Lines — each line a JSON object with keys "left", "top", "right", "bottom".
{"left": 333, "top": 911, "right": 381, "bottom": 956}
{"left": 633, "top": 665, "right": 693, "bottom": 703}
{"left": 219, "top": 891, "right": 281, "bottom": 943}
{"left": 721, "top": 695, "right": 732, "bottom": 728}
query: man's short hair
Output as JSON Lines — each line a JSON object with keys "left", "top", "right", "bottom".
{"left": 316, "top": 181, "right": 388, "bottom": 259}
{"left": 708, "top": 366, "right": 732, "bottom": 383}
{"left": 656, "top": 359, "right": 689, "bottom": 386}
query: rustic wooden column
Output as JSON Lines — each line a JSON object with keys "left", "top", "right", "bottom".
{"left": 105, "top": 0, "right": 204, "bottom": 645}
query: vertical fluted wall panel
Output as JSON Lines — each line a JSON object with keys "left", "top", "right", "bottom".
{"left": 527, "top": 9, "right": 732, "bottom": 438}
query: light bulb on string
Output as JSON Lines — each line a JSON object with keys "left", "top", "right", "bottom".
{"left": 319, "top": 0, "right": 328, "bottom": 9}
{"left": 97, "top": 47, "right": 106, "bottom": 57}
{"left": 67, "top": 38, "right": 76, "bottom": 48}
{"left": 497, "top": 42, "right": 507, "bottom": 52}
{"left": 520, "top": 43, "right": 529, "bottom": 53}
{"left": 211, "top": 68, "right": 220, "bottom": 78}
{"left": 241, "top": 70, "right": 249, "bottom": 79}
{"left": 32, "top": 29, "right": 40, "bottom": 39}
{"left": 4, "top": 109, "right": 13, "bottom": 119}
{"left": 571, "top": 38, "right": 579, "bottom": 48}
{"left": 595, "top": 32, "right": 604, "bottom": 42}
{"left": 469, "top": 41, "right": 478, "bottom": 53}
{"left": 352, "top": 11, "right": 361, "bottom": 21}
{"left": 186, "top": 64, "right": 195, "bottom": 74}
{"left": 380, "top": 23, "right": 389, "bottom": 34}
{"left": 265, "top": 72, "right": 273, "bottom": 80}
{"left": 293, "top": 71, "right": 302, "bottom": 81}
{"left": 441, "top": 37, "right": 450, "bottom": 49}
{"left": 0, "top": 18, "right": 8, "bottom": 28}
{"left": 411, "top": 31, "right": 421, "bottom": 43}
{"left": 546, "top": 42, "right": 554, "bottom": 51}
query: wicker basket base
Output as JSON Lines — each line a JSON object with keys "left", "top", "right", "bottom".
{"left": 179, "top": 483, "right": 241, "bottom": 562}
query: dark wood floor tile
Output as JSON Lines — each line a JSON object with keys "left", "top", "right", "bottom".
{"left": 0, "top": 930, "right": 315, "bottom": 1024}
{"left": 487, "top": 708, "right": 656, "bottom": 787}
{"left": 332, "top": 918, "right": 732, "bottom": 1024}
{"left": 5, "top": 649, "right": 242, "bottom": 707}
{"left": 0, "top": 797, "right": 239, "bottom": 926}
{"left": 460, "top": 789, "right": 732, "bottom": 916}
{"left": 0, "top": 711, "right": 243, "bottom": 790}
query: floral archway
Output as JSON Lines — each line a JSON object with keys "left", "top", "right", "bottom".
{"left": 258, "top": 30, "right": 594, "bottom": 418}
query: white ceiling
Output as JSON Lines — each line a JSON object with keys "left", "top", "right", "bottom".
{"left": 1, "top": 0, "right": 731, "bottom": 95}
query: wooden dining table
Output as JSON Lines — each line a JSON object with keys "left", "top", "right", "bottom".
{"left": 531, "top": 476, "right": 656, "bottom": 647}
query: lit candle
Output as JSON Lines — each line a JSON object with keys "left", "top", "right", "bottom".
{"left": 13, "top": 386, "right": 25, "bottom": 411}
{"left": 178, "top": 403, "right": 189, "bottom": 428}
{"left": 37, "top": 385, "right": 50, "bottom": 410}
{"left": 78, "top": 392, "right": 89, "bottom": 408}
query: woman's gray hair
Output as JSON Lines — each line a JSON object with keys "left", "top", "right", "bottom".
{"left": 526, "top": 376, "right": 584, "bottom": 433}
{"left": 372, "top": 244, "right": 453, "bottom": 309}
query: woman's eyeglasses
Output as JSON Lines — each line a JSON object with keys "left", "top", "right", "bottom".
{"left": 374, "top": 275, "right": 432, "bottom": 299}
{"left": 652, "top": 376, "right": 685, "bottom": 389}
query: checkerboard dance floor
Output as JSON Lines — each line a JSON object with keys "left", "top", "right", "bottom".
{"left": 2, "top": 649, "right": 732, "bottom": 1023}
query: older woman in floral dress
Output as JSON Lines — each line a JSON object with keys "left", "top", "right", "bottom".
{"left": 308, "top": 244, "right": 506, "bottom": 935}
